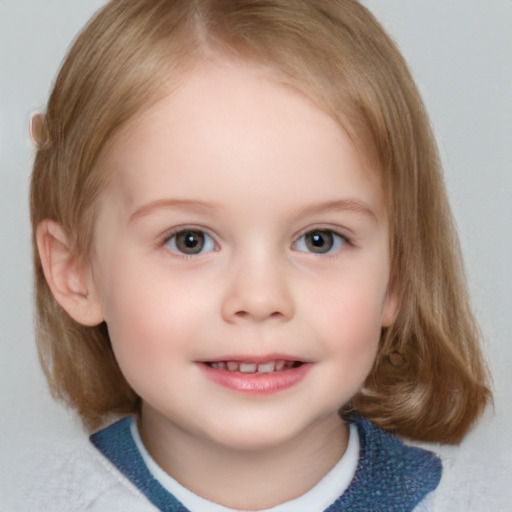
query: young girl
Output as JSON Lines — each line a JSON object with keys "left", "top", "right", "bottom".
{"left": 29, "top": 1, "right": 490, "bottom": 510}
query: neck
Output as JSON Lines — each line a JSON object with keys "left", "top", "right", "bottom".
{"left": 139, "top": 406, "right": 348, "bottom": 510}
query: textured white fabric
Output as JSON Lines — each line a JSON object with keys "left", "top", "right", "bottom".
{"left": 130, "top": 420, "right": 359, "bottom": 512}
{"left": 13, "top": 436, "right": 158, "bottom": 512}
{"left": 23, "top": 427, "right": 512, "bottom": 511}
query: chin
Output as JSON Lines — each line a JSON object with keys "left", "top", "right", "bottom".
{"left": 200, "top": 413, "right": 316, "bottom": 453}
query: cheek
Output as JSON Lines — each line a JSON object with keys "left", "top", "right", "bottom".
{"left": 315, "top": 270, "right": 387, "bottom": 331}
{"left": 319, "top": 288, "right": 383, "bottom": 400}
{"left": 96, "top": 260, "right": 180, "bottom": 363}
{"left": 324, "top": 297, "right": 381, "bottom": 361}
{"left": 97, "top": 252, "right": 222, "bottom": 380}
{"left": 102, "top": 287, "right": 193, "bottom": 404}
{"left": 309, "top": 268, "right": 387, "bottom": 364}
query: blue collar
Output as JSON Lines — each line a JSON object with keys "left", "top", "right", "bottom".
{"left": 91, "top": 416, "right": 441, "bottom": 511}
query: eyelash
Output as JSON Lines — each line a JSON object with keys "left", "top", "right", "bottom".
{"left": 160, "top": 227, "right": 352, "bottom": 258}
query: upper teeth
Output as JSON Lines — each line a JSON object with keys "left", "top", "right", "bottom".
{"left": 209, "top": 360, "right": 292, "bottom": 373}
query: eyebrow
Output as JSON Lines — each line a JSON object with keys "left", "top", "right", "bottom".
{"left": 293, "top": 199, "right": 378, "bottom": 222}
{"left": 128, "top": 198, "right": 220, "bottom": 223}
{"left": 128, "top": 197, "right": 378, "bottom": 224}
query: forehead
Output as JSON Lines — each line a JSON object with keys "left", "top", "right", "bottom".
{"left": 99, "top": 59, "right": 384, "bottom": 217}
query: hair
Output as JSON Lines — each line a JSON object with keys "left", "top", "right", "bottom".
{"left": 30, "top": 0, "right": 491, "bottom": 442}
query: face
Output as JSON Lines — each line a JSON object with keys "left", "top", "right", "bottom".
{"left": 88, "top": 60, "right": 396, "bottom": 453}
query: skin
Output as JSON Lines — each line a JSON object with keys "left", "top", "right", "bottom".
{"left": 41, "top": 59, "right": 397, "bottom": 509}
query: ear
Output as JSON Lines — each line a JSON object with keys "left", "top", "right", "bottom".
{"left": 381, "top": 282, "right": 399, "bottom": 328}
{"left": 36, "top": 220, "right": 104, "bottom": 326}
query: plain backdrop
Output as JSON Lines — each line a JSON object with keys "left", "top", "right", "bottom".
{"left": 1, "top": 1, "right": 511, "bottom": 510}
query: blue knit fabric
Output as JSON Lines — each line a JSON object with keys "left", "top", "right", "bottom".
{"left": 91, "top": 416, "right": 441, "bottom": 512}
{"left": 91, "top": 418, "right": 188, "bottom": 512}
{"left": 326, "top": 417, "right": 442, "bottom": 511}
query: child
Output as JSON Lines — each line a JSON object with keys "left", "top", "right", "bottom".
{"left": 29, "top": 1, "right": 491, "bottom": 510}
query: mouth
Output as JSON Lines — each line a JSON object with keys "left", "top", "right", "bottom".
{"left": 198, "top": 357, "right": 310, "bottom": 394}
{"left": 204, "top": 360, "right": 303, "bottom": 374}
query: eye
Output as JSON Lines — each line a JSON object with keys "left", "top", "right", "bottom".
{"left": 165, "top": 229, "right": 215, "bottom": 255}
{"left": 293, "top": 229, "right": 346, "bottom": 254}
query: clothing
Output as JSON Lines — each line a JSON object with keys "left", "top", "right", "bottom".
{"left": 17, "top": 414, "right": 509, "bottom": 512}
{"left": 89, "top": 416, "right": 441, "bottom": 512}
{"left": 128, "top": 418, "right": 361, "bottom": 512}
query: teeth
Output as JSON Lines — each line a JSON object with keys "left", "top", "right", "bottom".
{"left": 257, "top": 361, "right": 275, "bottom": 373}
{"left": 209, "top": 360, "right": 300, "bottom": 374}
{"left": 239, "top": 363, "right": 257, "bottom": 373}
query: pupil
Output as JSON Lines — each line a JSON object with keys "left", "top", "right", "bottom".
{"left": 177, "top": 231, "right": 204, "bottom": 254}
{"left": 184, "top": 234, "right": 198, "bottom": 248}
{"left": 311, "top": 234, "right": 324, "bottom": 247}
{"left": 306, "top": 230, "right": 333, "bottom": 253}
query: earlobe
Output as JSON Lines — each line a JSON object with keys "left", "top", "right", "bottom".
{"left": 381, "top": 284, "right": 399, "bottom": 327}
{"left": 36, "top": 220, "right": 104, "bottom": 326}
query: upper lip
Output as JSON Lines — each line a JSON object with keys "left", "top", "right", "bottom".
{"left": 199, "top": 354, "right": 308, "bottom": 364}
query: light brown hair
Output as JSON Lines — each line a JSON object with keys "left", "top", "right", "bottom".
{"left": 31, "top": 0, "right": 491, "bottom": 442}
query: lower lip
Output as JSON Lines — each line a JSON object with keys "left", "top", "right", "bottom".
{"left": 198, "top": 363, "right": 311, "bottom": 395}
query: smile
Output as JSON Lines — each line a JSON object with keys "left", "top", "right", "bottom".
{"left": 205, "top": 360, "right": 303, "bottom": 374}
{"left": 199, "top": 358, "right": 311, "bottom": 395}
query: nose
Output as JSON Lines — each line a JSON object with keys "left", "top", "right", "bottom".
{"left": 221, "top": 251, "right": 295, "bottom": 324}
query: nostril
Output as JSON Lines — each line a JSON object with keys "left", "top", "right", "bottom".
{"left": 222, "top": 288, "right": 294, "bottom": 323}
{"left": 234, "top": 310, "right": 283, "bottom": 320}
{"left": 234, "top": 310, "right": 282, "bottom": 319}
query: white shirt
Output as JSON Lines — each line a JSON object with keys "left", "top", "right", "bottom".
{"left": 131, "top": 419, "right": 359, "bottom": 512}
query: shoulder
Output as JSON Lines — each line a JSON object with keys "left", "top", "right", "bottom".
{"left": 327, "top": 416, "right": 442, "bottom": 511}
{"left": 354, "top": 416, "right": 443, "bottom": 489}
{"left": 13, "top": 433, "right": 157, "bottom": 512}
{"left": 416, "top": 429, "right": 511, "bottom": 512}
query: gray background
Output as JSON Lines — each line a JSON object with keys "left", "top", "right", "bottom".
{"left": 1, "top": 1, "right": 511, "bottom": 509}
